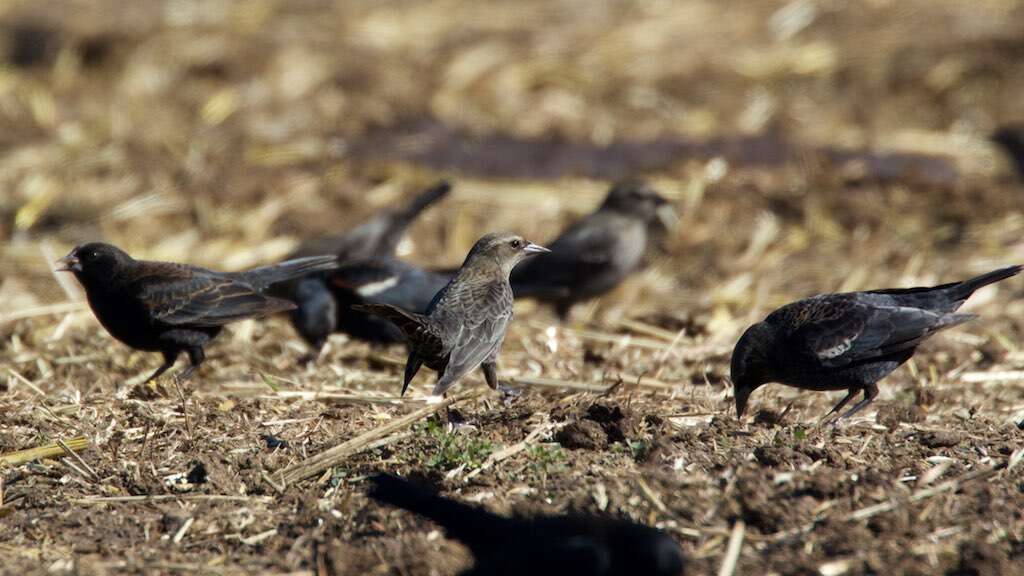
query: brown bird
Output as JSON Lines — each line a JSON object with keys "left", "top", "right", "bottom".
{"left": 355, "top": 232, "right": 548, "bottom": 396}
{"left": 731, "top": 265, "right": 1022, "bottom": 421}
{"left": 57, "top": 242, "right": 338, "bottom": 382}
{"left": 510, "top": 180, "right": 673, "bottom": 319}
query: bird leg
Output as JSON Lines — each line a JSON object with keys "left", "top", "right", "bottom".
{"left": 144, "top": 351, "right": 178, "bottom": 383}
{"left": 838, "top": 384, "right": 879, "bottom": 421}
{"left": 823, "top": 388, "right": 859, "bottom": 420}
{"left": 174, "top": 347, "right": 206, "bottom": 383}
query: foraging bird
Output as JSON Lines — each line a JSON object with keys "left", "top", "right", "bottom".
{"left": 326, "top": 257, "right": 455, "bottom": 344}
{"left": 510, "top": 180, "right": 673, "bottom": 320}
{"left": 280, "top": 180, "right": 452, "bottom": 355}
{"left": 57, "top": 242, "right": 338, "bottom": 383}
{"left": 991, "top": 125, "right": 1024, "bottom": 181}
{"left": 355, "top": 232, "right": 548, "bottom": 396}
{"left": 368, "top": 473, "right": 686, "bottom": 576}
{"left": 731, "top": 265, "right": 1023, "bottom": 421}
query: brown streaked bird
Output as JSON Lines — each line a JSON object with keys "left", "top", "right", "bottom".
{"left": 57, "top": 242, "right": 338, "bottom": 383}
{"left": 731, "top": 265, "right": 1022, "bottom": 421}
{"left": 355, "top": 232, "right": 549, "bottom": 396}
{"left": 278, "top": 180, "right": 452, "bottom": 356}
{"left": 510, "top": 180, "right": 673, "bottom": 320}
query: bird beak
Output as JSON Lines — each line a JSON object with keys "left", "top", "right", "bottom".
{"left": 523, "top": 242, "right": 550, "bottom": 255}
{"left": 55, "top": 254, "right": 80, "bottom": 273}
{"left": 656, "top": 202, "right": 679, "bottom": 231}
{"left": 734, "top": 386, "right": 751, "bottom": 419}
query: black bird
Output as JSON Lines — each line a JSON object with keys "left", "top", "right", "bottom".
{"left": 731, "top": 266, "right": 1023, "bottom": 421}
{"left": 368, "top": 473, "right": 686, "bottom": 576}
{"left": 511, "top": 180, "right": 673, "bottom": 320}
{"left": 991, "top": 125, "right": 1024, "bottom": 181}
{"left": 326, "top": 257, "right": 455, "bottom": 344}
{"left": 355, "top": 232, "right": 548, "bottom": 396}
{"left": 57, "top": 242, "right": 338, "bottom": 382}
{"left": 281, "top": 180, "right": 451, "bottom": 355}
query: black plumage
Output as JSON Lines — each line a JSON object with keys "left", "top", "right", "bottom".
{"left": 57, "top": 242, "right": 337, "bottom": 382}
{"left": 731, "top": 266, "right": 1023, "bottom": 420}
{"left": 355, "top": 232, "right": 548, "bottom": 396}
{"left": 280, "top": 180, "right": 451, "bottom": 355}
{"left": 991, "top": 126, "right": 1024, "bottom": 181}
{"left": 326, "top": 257, "right": 454, "bottom": 344}
{"left": 368, "top": 473, "right": 686, "bottom": 576}
{"left": 510, "top": 180, "right": 672, "bottom": 319}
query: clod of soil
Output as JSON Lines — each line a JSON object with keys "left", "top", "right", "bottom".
{"left": 919, "top": 430, "right": 962, "bottom": 448}
{"left": 555, "top": 420, "right": 607, "bottom": 450}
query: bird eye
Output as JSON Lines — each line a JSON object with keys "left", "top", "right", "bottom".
{"left": 510, "top": 239, "right": 523, "bottom": 249}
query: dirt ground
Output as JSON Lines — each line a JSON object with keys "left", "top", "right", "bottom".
{"left": 2, "top": 1, "right": 1024, "bottom": 574}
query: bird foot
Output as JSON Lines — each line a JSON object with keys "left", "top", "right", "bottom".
{"left": 497, "top": 384, "right": 521, "bottom": 403}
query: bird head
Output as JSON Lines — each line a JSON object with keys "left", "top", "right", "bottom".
{"left": 730, "top": 321, "right": 778, "bottom": 418}
{"left": 56, "top": 242, "right": 133, "bottom": 283}
{"left": 463, "top": 232, "right": 549, "bottom": 275}
{"left": 600, "top": 180, "right": 675, "bottom": 227}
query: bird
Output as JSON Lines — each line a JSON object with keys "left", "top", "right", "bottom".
{"left": 730, "top": 265, "right": 1023, "bottom": 421}
{"left": 510, "top": 180, "right": 674, "bottom": 320}
{"left": 354, "top": 232, "right": 548, "bottom": 396}
{"left": 56, "top": 242, "right": 338, "bottom": 383}
{"left": 279, "top": 180, "right": 452, "bottom": 356}
{"left": 325, "top": 257, "right": 455, "bottom": 344}
{"left": 367, "top": 473, "right": 686, "bottom": 576}
{"left": 991, "top": 125, "right": 1024, "bottom": 181}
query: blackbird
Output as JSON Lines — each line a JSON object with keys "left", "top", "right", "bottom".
{"left": 355, "top": 232, "right": 548, "bottom": 396}
{"left": 368, "top": 473, "right": 686, "bottom": 576}
{"left": 281, "top": 180, "right": 451, "bottom": 355}
{"left": 510, "top": 180, "right": 673, "bottom": 319}
{"left": 325, "top": 257, "right": 455, "bottom": 344}
{"left": 731, "top": 265, "right": 1022, "bottom": 420}
{"left": 57, "top": 242, "right": 338, "bottom": 382}
{"left": 991, "top": 126, "right": 1024, "bottom": 181}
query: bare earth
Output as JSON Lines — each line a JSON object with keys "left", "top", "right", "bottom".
{"left": 1, "top": 1, "right": 1023, "bottom": 575}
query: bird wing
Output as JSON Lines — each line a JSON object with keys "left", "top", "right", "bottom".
{"left": 431, "top": 280, "right": 512, "bottom": 395}
{"left": 136, "top": 267, "right": 295, "bottom": 327}
{"left": 352, "top": 303, "right": 446, "bottom": 357}
{"left": 785, "top": 296, "right": 966, "bottom": 368}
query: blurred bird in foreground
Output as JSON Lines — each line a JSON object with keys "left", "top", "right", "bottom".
{"left": 511, "top": 180, "right": 674, "bottom": 320}
{"left": 731, "top": 265, "right": 1022, "bottom": 421}
{"left": 355, "top": 232, "right": 548, "bottom": 397}
{"left": 321, "top": 257, "right": 454, "bottom": 344}
{"left": 991, "top": 125, "right": 1024, "bottom": 181}
{"left": 57, "top": 242, "right": 337, "bottom": 383}
{"left": 279, "top": 180, "right": 451, "bottom": 357}
{"left": 368, "top": 473, "right": 686, "bottom": 576}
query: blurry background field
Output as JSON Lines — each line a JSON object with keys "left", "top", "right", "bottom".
{"left": 2, "top": 1, "right": 1024, "bottom": 574}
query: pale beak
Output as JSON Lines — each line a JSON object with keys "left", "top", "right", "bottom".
{"left": 523, "top": 242, "right": 550, "bottom": 255}
{"left": 656, "top": 202, "right": 679, "bottom": 230}
{"left": 55, "top": 254, "right": 80, "bottom": 273}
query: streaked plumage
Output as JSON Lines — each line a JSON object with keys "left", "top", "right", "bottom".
{"left": 57, "top": 242, "right": 337, "bottom": 382}
{"left": 511, "top": 180, "right": 672, "bottom": 319}
{"left": 279, "top": 180, "right": 452, "bottom": 355}
{"left": 355, "top": 232, "right": 548, "bottom": 396}
{"left": 368, "top": 473, "right": 686, "bottom": 576}
{"left": 731, "top": 266, "right": 1023, "bottom": 420}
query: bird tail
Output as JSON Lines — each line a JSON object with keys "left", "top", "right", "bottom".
{"left": 231, "top": 255, "right": 339, "bottom": 291}
{"left": 351, "top": 302, "right": 428, "bottom": 339}
{"left": 394, "top": 180, "right": 452, "bottom": 224}
{"left": 949, "top": 265, "right": 1023, "bottom": 301}
{"left": 368, "top": 474, "right": 510, "bottom": 553}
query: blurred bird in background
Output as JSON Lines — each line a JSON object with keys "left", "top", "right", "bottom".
{"left": 511, "top": 180, "right": 675, "bottom": 320}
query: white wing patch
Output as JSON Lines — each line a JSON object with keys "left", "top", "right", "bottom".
{"left": 356, "top": 276, "right": 399, "bottom": 297}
